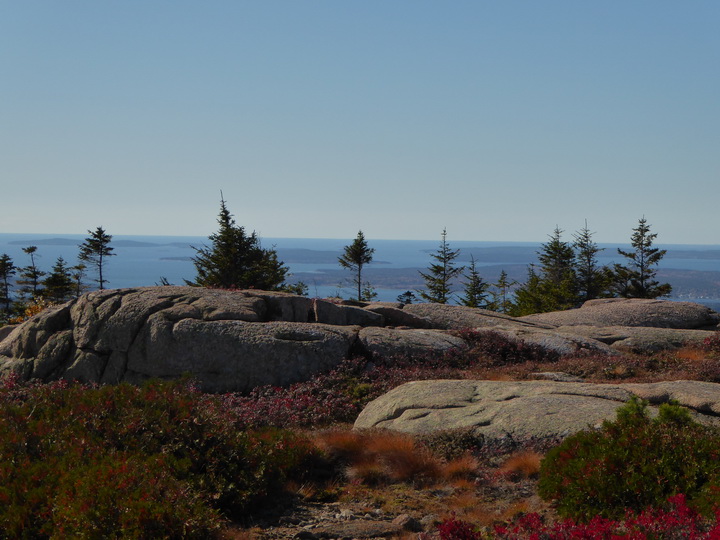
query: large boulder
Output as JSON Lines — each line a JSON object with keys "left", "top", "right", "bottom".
{"left": 0, "top": 287, "right": 363, "bottom": 392}
{"left": 354, "top": 379, "right": 720, "bottom": 440}
{"left": 520, "top": 298, "right": 720, "bottom": 330}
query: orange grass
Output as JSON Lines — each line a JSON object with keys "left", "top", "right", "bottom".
{"left": 442, "top": 454, "right": 480, "bottom": 481}
{"left": 316, "top": 429, "right": 444, "bottom": 486}
{"left": 499, "top": 450, "right": 543, "bottom": 480}
{"left": 675, "top": 347, "right": 708, "bottom": 362}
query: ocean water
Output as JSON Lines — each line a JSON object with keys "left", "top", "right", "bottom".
{"left": 1, "top": 233, "right": 719, "bottom": 310}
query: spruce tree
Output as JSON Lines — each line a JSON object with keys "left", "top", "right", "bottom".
{"left": 613, "top": 217, "right": 672, "bottom": 298}
{"left": 0, "top": 254, "right": 15, "bottom": 313}
{"left": 71, "top": 263, "right": 87, "bottom": 299}
{"left": 79, "top": 227, "right": 115, "bottom": 290}
{"left": 396, "top": 291, "right": 416, "bottom": 305}
{"left": 573, "top": 221, "right": 609, "bottom": 302}
{"left": 488, "top": 269, "right": 516, "bottom": 314}
{"left": 512, "top": 227, "right": 578, "bottom": 315}
{"left": 510, "top": 264, "right": 546, "bottom": 316}
{"left": 16, "top": 246, "right": 45, "bottom": 299}
{"left": 338, "top": 230, "right": 375, "bottom": 301}
{"left": 460, "top": 256, "right": 490, "bottom": 308}
{"left": 189, "top": 197, "right": 290, "bottom": 291}
{"left": 419, "top": 229, "right": 464, "bottom": 304}
{"left": 42, "top": 257, "right": 75, "bottom": 303}
{"left": 538, "top": 226, "right": 577, "bottom": 300}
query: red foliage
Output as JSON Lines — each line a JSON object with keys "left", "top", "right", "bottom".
{"left": 438, "top": 495, "right": 720, "bottom": 539}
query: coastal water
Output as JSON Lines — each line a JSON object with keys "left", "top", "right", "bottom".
{"left": 1, "top": 233, "right": 719, "bottom": 311}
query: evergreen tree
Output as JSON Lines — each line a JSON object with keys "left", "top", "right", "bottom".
{"left": 16, "top": 246, "right": 45, "bottom": 299}
{"left": 512, "top": 227, "right": 578, "bottom": 315}
{"left": 460, "top": 256, "right": 490, "bottom": 308}
{"left": 538, "top": 226, "right": 577, "bottom": 300}
{"left": 42, "top": 257, "right": 75, "bottom": 303}
{"left": 573, "top": 220, "right": 609, "bottom": 302}
{"left": 338, "top": 230, "right": 375, "bottom": 301}
{"left": 510, "top": 264, "right": 546, "bottom": 316}
{"left": 71, "top": 263, "right": 88, "bottom": 299}
{"left": 418, "top": 229, "right": 464, "bottom": 304}
{"left": 613, "top": 217, "right": 672, "bottom": 298}
{"left": 188, "top": 197, "right": 291, "bottom": 291}
{"left": 396, "top": 290, "right": 416, "bottom": 305}
{"left": 0, "top": 254, "right": 15, "bottom": 313}
{"left": 609, "top": 263, "right": 632, "bottom": 298}
{"left": 79, "top": 227, "right": 115, "bottom": 290}
{"left": 488, "top": 269, "right": 516, "bottom": 314}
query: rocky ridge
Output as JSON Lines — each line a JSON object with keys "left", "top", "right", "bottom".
{"left": 0, "top": 286, "right": 717, "bottom": 393}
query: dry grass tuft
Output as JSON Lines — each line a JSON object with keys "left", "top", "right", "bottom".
{"left": 313, "top": 429, "right": 367, "bottom": 462}
{"left": 675, "top": 347, "right": 708, "bottom": 362}
{"left": 316, "top": 429, "right": 443, "bottom": 486}
{"left": 442, "top": 453, "right": 480, "bottom": 481}
{"left": 499, "top": 450, "right": 543, "bottom": 480}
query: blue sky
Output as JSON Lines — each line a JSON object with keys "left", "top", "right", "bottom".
{"left": 2, "top": 1, "right": 718, "bottom": 244}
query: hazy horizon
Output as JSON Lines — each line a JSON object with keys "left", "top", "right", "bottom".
{"left": 2, "top": 231, "right": 720, "bottom": 249}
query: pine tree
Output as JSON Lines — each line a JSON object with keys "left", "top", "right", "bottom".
{"left": 396, "top": 291, "right": 416, "bottom": 305}
{"left": 16, "top": 246, "right": 45, "bottom": 299}
{"left": 71, "top": 263, "right": 88, "bottom": 299}
{"left": 573, "top": 221, "right": 609, "bottom": 302}
{"left": 79, "top": 227, "right": 115, "bottom": 290}
{"left": 42, "top": 257, "right": 75, "bottom": 303}
{"left": 460, "top": 256, "right": 490, "bottom": 308}
{"left": 419, "top": 229, "right": 464, "bottom": 304}
{"left": 188, "top": 196, "right": 291, "bottom": 291}
{"left": 338, "top": 230, "right": 375, "bottom": 301}
{"left": 488, "top": 269, "right": 516, "bottom": 314}
{"left": 613, "top": 217, "right": 672, "bottom": 298}
{"left": 512, "top": 227, "right": 578, "bottom": 315}
{"left": 538, "top": 226, "right": 577, "bottom": 300}
{"left": 0, "top": 254, "right": 16, "bottom": 312}
{"left": 510, "top": 265, "right": 546, "bottom": 316}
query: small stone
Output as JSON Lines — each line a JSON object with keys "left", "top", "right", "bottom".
{"left": 420, "top": 514, "right": 441, "bottom": 530}
{"left": 335, "top": 509, "right": 354, "bottom": 520}
{"left": 392, "top": 514, "right": 423, "bottom": 532}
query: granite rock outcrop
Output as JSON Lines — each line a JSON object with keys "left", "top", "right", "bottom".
{"left": 0, "top": 287, "right": 717, "bottom": 392}
{"left": 354, "top": 379, "right": 720, "bottom": 440}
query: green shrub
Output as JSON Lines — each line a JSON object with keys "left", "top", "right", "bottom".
{"left": 0, "top": 376, "right": 315, "bottom": 538}
{"left": 538, "top": 397, "right": 720, "bottom": 521}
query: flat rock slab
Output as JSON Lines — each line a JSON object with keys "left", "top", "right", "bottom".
{"left": 402, "top": 303, "right": 554, "bottom": 330}
{"left": 557, "top": 325, "right": 717, "bottom": 353}
{"left": 520, "top": 298, "right": 720, "bottom": 330}
{"left": 488, "top": 325, "right": 618, "bottom": 357}
{"left": 354, "top": 380, "right": 720, "bottom": 440}
{"left": 358, "top": 327, "right": 467, "bottom": 359}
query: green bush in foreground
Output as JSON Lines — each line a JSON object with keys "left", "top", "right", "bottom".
{"left": 539, "top": 397, "right": 720, "bottom": 521}
{"left": 0, "top": 376, "right": 314, "bottom": 538}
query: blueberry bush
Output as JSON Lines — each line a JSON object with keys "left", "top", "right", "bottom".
{"left": 538, "top": 397, "right": 720, "bottom": 521}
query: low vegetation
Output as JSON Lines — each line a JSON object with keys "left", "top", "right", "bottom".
{"left": 0, "top": 329, "right": 719, "bottom": 537}
{"left": 539, "top": 397, "right": 720, "bottom": 520}
{"left": 0, "top": 376, "right": 316, "bottom": 537}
